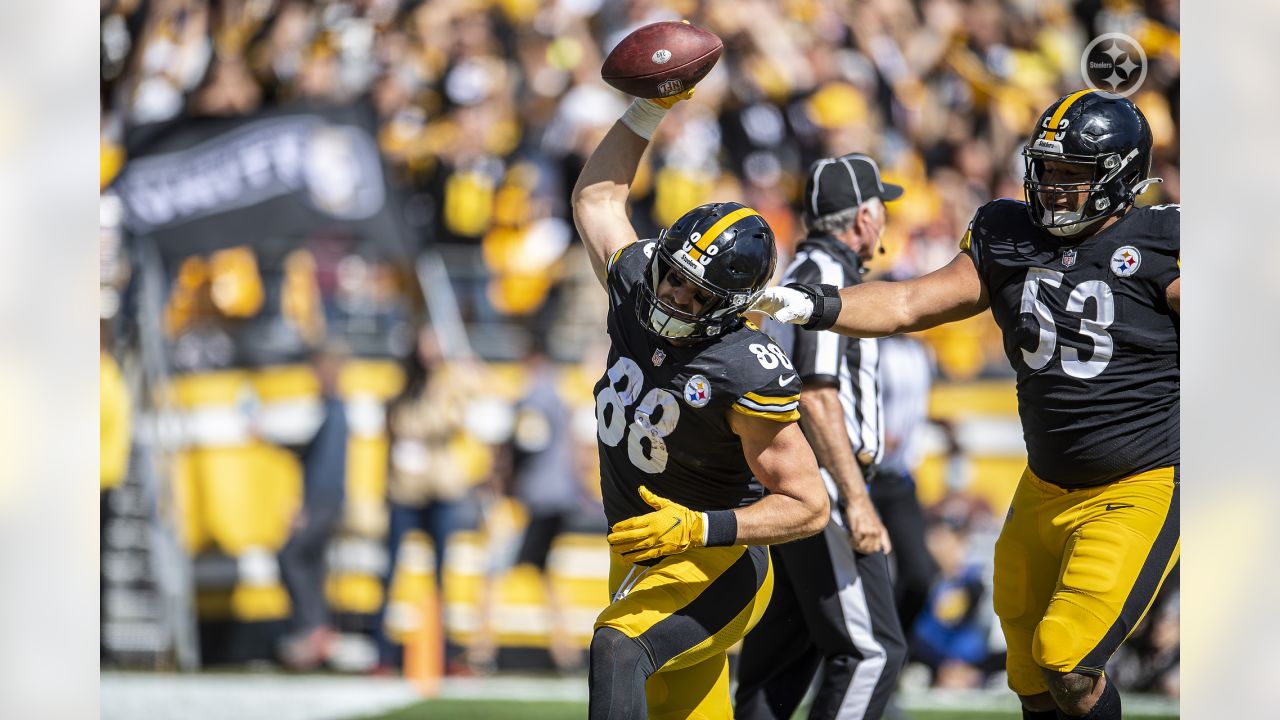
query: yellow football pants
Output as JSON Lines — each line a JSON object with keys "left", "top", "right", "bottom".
{"left": 993, "top": 465, "right": 1180, "bottom": 696}
{"left": 596, "top": 544, "right": 774, "bottom": 719}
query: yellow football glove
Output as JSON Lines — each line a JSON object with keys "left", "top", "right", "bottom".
{"left": 607, "top": 486, "right": 705, "bottom": 562}
{"left": 650, "top": 87, "right": 695, "bottom": 110}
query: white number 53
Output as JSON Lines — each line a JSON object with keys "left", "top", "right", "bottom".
{"left": 1021, "top": 268, "right": 1115, "bottom": 379}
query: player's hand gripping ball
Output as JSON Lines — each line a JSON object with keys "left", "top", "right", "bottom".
{"left": 602, "top": 21, "right": 723, "bottom": 100}
{"left": 607, "top": 486, "right": 706, "bottom": 562}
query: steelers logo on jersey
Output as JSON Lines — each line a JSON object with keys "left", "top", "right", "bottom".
{"left": 684, "top": 375, "right": 711, "bottom": 408}
{"left": 1111, "top": 246, "right": 1142, "bottom": 277}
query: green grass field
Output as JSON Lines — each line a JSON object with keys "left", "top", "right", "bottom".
{"left": 352, "top": 698, "right": 1178, "bottom": 720}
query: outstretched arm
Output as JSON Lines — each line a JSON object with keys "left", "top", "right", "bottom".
{"left": 836, "top": 251, "right": 990, "bottom": 336}
{"left": 755, "top": 250, "right": 990, "bottom": 337}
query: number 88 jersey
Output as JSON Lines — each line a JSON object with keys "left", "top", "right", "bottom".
{"left": 962, "top": 199, "right": 1180, "bottom": 488}
{"left": 594, "top": 240, "right": 803, "bottom": 529}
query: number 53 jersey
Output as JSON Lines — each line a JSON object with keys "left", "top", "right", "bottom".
{"left": 594, "top": 240, "right": 802, "bottom": 529}
{"left": 963, "top": 200, "right": 1180, "bottom": 488}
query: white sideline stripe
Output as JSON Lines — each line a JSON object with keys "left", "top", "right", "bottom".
{"left": 102, "top": 673, "right": 1180, "bottom": 718}
{"left": 101, "top": 673, "right": 422, "bottom": 720}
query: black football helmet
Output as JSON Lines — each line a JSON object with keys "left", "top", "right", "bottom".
{"left": 1023, "top": 90, "right": 1157, "bottom": 238}
{"left": 637, "top": 202, "right": 777, "bottom": 341}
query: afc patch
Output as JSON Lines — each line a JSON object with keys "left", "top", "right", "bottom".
{"left": 1111, "top": 246, "right": 1142, "bottom": 277}
{"left": 684, "top": 374, "right": 711, "bottom": 408}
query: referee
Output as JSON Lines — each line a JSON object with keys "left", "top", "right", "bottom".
{"left": 737, "top": 154, "right": 907, "bottom": 720}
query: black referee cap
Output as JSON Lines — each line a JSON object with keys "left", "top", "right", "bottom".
{"left": 802, "top": 153, "right": 904, "bottom": 219}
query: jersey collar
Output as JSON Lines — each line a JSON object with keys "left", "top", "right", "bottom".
{"left": 799, "top": 232, "right": 866, "bottom": 275}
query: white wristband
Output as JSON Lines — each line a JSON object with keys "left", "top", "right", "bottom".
{"left": 619, "top": 98, "right": 669, "bottom": 141}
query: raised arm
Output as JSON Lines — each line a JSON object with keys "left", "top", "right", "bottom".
{"left": 571, "top": 95, "right": 689, "bottom": 288}
{"left": 570, "top": 122, "right": 645, "bottom": 288}
{"left": 754, "top": 250, "right": 990, "bottom": 338}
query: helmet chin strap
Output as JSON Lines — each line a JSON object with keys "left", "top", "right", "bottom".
{"left": 648, "top": 306, "right": 698, "bottom": 338}
{"left": 1042, "top": 208, "right": 1106, "bottom": 238}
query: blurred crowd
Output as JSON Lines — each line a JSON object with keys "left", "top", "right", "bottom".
{"left": 102, "top": 0, "right": 1180, "bottom": 376}
{"left": 99, "top": 0, "right": 1179, "bottom": 700}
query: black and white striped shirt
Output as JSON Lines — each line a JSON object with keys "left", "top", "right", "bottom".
{"left": 768, "top": 234, "right": 884, "bottom": 467}
{"left": 877, "top": 335, "right": 934, "bottom": 476}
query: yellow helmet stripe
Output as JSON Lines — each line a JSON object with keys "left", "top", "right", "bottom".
{"left": 686, "top": 207, "right": 761, "bottom": 261}
{"left": 1044, "top": 88, "right": 1098, "bottom": 142}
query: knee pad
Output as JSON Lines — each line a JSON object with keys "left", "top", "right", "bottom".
{"left": 1032, "top": 615, "right": 1074, "bottom": 672}
{"left": 590, "top": 627, "right": 655, "bottom": 677}
{"left": 589, "top": 627, "right": 656, "bottom": 720}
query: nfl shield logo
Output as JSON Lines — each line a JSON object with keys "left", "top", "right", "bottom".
{"left": 656, "top": 79, "right": 684, "bottom": 96}
{"left": 1061, "top": 249, "right": 1077, "bottom": 268}
{"left": 651, "top": 348, "right": 666, "bottom": 367}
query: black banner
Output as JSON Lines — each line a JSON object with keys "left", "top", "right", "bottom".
{"left": 115, "top": 102, "right": 412, "bottom": 263}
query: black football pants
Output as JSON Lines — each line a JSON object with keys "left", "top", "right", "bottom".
{"left": 736, "top": 521, "right": 907, "bottom": 720}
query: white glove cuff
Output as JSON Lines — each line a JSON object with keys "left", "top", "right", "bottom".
{"left": 620, "top": 98, "right": 669, "bottom": 141}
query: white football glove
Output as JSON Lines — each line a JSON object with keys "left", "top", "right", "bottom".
{"left": 749, "top": 286, "right": 814, "bottom": 325}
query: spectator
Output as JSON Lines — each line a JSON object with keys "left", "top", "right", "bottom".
{"left": 104, "top": 0, "right": 1179, "bottom": 380}
{"left": 470, "top": 338, "right": 586, "bottom": 673}
{"left": 912, "top": 512, "right": 993, "bottom": 689}
{"left": 277, "top": 341, "right": 350, "bottom": 670}
{"left": 377, "top": 326, "right": 487, "bottom": 670}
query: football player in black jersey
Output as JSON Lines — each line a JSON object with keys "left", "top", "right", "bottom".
{"left": 572, "top": 89, "right": 829, "bottom": 718}
{"left": 754, "top": 90, "right": 1179, "bottom": 720}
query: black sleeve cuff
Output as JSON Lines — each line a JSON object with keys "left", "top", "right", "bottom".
{"left": 704, "top": 509, "right": 738, "bottom": 547}
{"left": 787, "top": 283, "right": 842, "bottom": 331}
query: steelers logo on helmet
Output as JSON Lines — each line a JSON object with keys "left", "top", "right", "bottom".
{"left": 636, "top": 201, "right": 777, "bottom": 341}
{"left": 1022, "top": 89, "right": 1159, "bottom": 239}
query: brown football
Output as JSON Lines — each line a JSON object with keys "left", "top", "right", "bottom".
{"left": 601, "top": 21, "right": 724, "bottom": 99}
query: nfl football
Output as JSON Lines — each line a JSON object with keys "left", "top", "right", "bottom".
{"left": 601, "top": 21, "right": 724, "bottom": 99}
